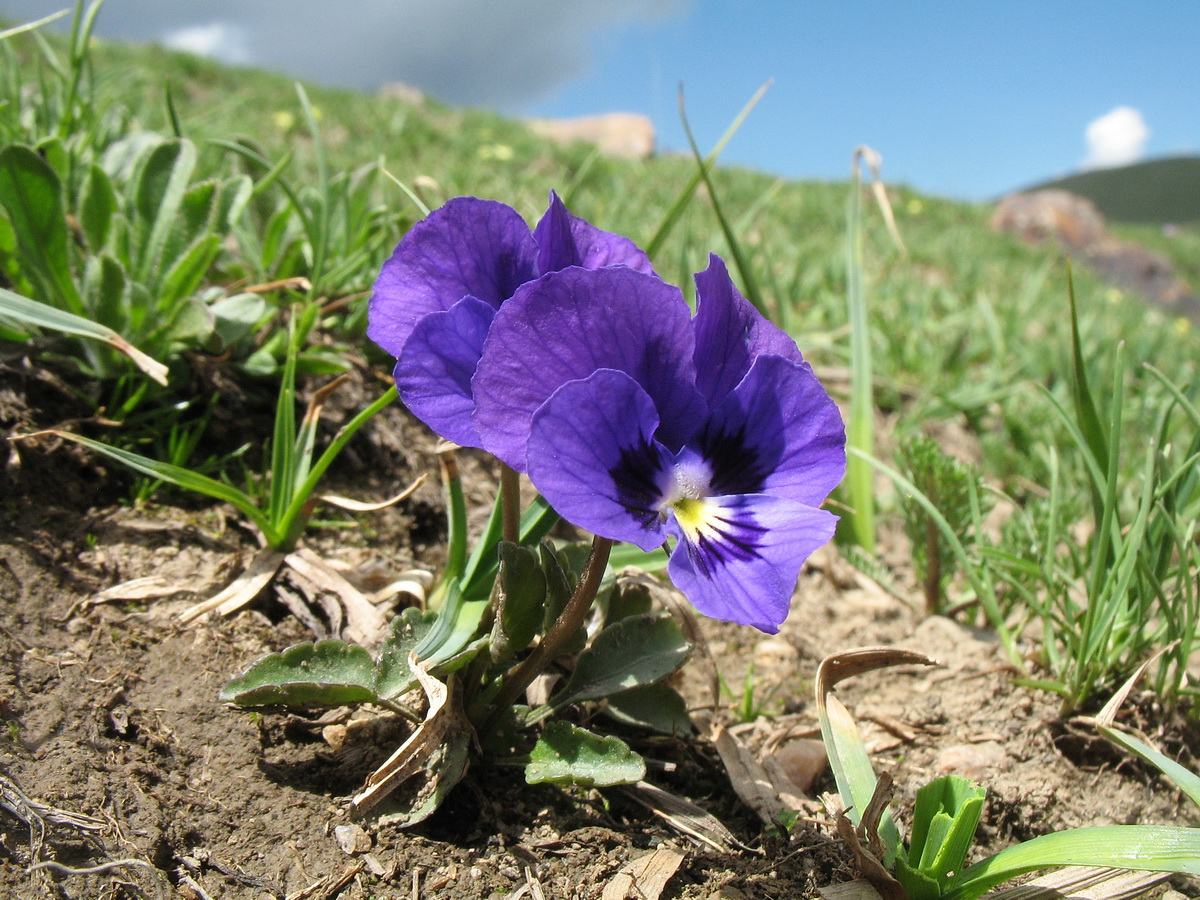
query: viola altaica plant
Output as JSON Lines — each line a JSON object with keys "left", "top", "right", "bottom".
{"left": 222, "top": 191, "right": 846, "bottom": 822}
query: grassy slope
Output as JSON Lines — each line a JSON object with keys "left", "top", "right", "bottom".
{"left": 9, "top": 27, "right": 1200, "bottom": 490}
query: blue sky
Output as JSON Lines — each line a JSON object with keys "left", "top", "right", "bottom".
{"left": 525, "top": 1, "right": 1199, "bottom": 199}
{"left": 3, "top": 0, "right": 1196, "bottom": 200}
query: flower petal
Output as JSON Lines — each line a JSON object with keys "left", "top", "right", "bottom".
{"left": 666, "top": 493, "right": 837, "bottom": 633}
{"left": 367, "top": 197, "right": 537, "bottom": 358}
{"left": 394, "top": 296, "right": 495, "bottom": 447}
{"left": 527, "top": 369, "right": 672, "bottom": 551}
{"left": 692, "top": 254, "right": 804, "bottom": 407}
{"left": 533, "top": 190, "right": 656, "bottom": 276}
{"left": 698, "top": 354, "right": 846, "bottom": 506}
{"left": 473, "top": 266, "right": 706, "bottom": 470}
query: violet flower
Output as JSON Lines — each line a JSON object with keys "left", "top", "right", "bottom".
{"left": 366, "top": 192, "right": 653, "bottom": 448}
{"left": 472, "top": 256, "right": 845, "bottom": 633}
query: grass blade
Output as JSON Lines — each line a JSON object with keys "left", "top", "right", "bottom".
{"left": 944, "top": 826, "right": 1200, "bottom": 900}
{"left": 35, "top": 430, "right": 273, "bottom": 541}
{"left": 644, "top": 80, "right": 770, "bottom": 258}
{"left": 677, "top": 88, "right": 766, "bottom": 316}
{"left": 0, "top": 287, "right": 168, "bottom": 384}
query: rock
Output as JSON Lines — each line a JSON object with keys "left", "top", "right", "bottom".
{"left": 334, "top": 823, "right": 372, "bottom": 855}
{"left": 990, "top": 189, "right": 1107, "bottom": 250}
{"left": 527, "top": 112, "right": 655, "bottom": 160}
{"left": 768, "top": 738, "right": 828, "bottom": 794}
{"left": 376, "top": 81, "right": 425, "bottom": 106}
{"left": 991, "top": 189, "right": 1199, "bottom": 316}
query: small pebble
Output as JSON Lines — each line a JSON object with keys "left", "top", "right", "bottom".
{"left": 334, "top": 823, "right": 372, "bottom": 855}
{"left": 322, "top": 724, "right": 348, "bottom": 752}
{"left": 768, "top": 739, "right": 828, "bottom": 793}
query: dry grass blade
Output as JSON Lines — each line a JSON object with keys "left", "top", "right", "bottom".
{"left": 319, "top": 473, "right": 425, "bottom": 512}
{"left": 852, "top": 145, "right": 905, "bottom": 255}
{"left": 815, "top": 647, "right": 941, "bottom": 705}
{"left": 602, "top": 848, "right": 685, "bottom": 900}
{"left": 984, "top": 866, "right": 1169, "bottom": 900}
{"left": 177, "top": 547, "right": 286, "bottom": 624}
{"left": 620, "top": 781, "right": 750, "bottom": 853}
{"left": 285, "top": 548, "right": 387, "bottom": 647}
{"left": 350, "top": 656, "right": 465, "bottom": 819}
{"left": 710, "top": 722, "right": 807, "bottom": 826}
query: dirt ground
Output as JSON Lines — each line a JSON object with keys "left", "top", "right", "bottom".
{"left": 0, "top": 357, "right": 1195, "bottom": 900}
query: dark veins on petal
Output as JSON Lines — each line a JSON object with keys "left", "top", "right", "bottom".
{"left": 608, "top": 437, "right": 669, "bottom": 530}
{"left": 683, "top": 507, "right": 769, "bottom": 580}
{"left": 698, "top": 421, "right": 772, "bottom": 496}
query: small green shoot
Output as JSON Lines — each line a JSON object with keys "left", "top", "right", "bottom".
{"left": 816, "top": 647, "right": 1200, "bottom": 900}
{"left": 897, "top": 435, "right": 989, "bottom": 616}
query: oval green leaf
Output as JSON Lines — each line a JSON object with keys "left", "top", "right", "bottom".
{"left": 219, "top": 639, "right": 377, "bottom": 707}
{"left": 525, "top": 721, "right": 645, "bottom": 788}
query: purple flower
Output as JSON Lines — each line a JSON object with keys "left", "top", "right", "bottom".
{"left": 472, "top": 255, "right": 846, "bottom": 633}
{"left": 366, "top": 191, "right": 653, "bottom": 447}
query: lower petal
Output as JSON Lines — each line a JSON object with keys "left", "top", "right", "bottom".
{"left": 666, "top": 493, "right": 836, "bottom": 633}
{"left": 527, "top": 369, "right": 672, "bottom": 551}
{"left": 395, "top": 296, "right": 495, "bottom": 448}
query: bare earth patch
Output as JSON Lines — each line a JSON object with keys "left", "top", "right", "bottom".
{"left": 0, "top": 370, "right": 1194, "bottom": 899}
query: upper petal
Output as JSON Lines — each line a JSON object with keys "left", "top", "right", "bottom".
{"left": 692, "top": 254, "right": 804, "bottom": 408}
{"left": 394, "top": 296, "right": 495, "bottom": 448}
{"left": 472, "top": 266, "right": 707, "bottom": 470}
{"left": 697, "top": 354, "right": 846, "bottom": 506}
{"left": 533, "top": 190, "right": 656, "bottom": 276}
{"left": 666, "top": 493, "right": 837, "bottom": 633}
{"left": 367, "top": 197, "right": 537, "bottom": 358}
{"left": 527, "top": 369, "right": 672, "bottom": 551}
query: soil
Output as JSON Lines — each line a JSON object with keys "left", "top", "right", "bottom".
{"left": 0, "top": 356, "right": 1196, "bottom": 900}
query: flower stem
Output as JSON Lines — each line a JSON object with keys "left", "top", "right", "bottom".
{"left": 480, "top": 535, "right": 613, "bottom": 735}
{"left": 500, "top": 462, "right": 521, "bottom": 544}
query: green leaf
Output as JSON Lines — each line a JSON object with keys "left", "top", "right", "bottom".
{"left": 158, "top": 233, "right": 220, "bottom": 310}
{"left": 131, "top": 138, "right": 198, "bottom": 288}
{"left": 944, "top": 826, "right": 1200, "bottom": 900}
{"left": 159, "top": 295, "right": 213, "bottom": 345}
{"left": 82, "top": 254, "right": 128, "bottom": 333}
{"left": 603, "top": 684, "right": 693, "bottom": 736}
{"left": 210, "top": 292, "right": 268, "bottom": 348}
{"left": 524, "top": 721, "right": 645, "bottom": 787}
{"left": 374, "top": 607, "right": 438, "bottom": 700}
{"left": 0, "top": 144, "right": 82, "bottom": 314}
{"left": 896, "top": 775, "right": 986, "bottom": 899}
{"left": 539, "top": 541, "right": 576, "bottom": 634}
{"left": 219, "top": 640, "right": 378, "bottom": 707}
{"left": 78, "top": 162, "right": 117, "bottom": 253}
{"left": 489, "top": 542, "right": 547, "bottom": 664}
{"left": 551, "top": 613, "right": 690, "bottom": 710}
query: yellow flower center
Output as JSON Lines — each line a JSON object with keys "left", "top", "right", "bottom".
{"left": 671, "top": 496, "right": 712, "bottom": 539}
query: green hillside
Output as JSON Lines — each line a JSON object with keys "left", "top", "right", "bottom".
{"left": 1021, "top": 155, "right": 1200, "bottom": 224}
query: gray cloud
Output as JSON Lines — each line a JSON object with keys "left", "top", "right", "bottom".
{"left": 0, "top": 0, "right": 685, "bottom": 106}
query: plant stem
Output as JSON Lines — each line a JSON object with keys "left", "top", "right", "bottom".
{"left": 480, "top": 535, "right": 613, "bottom": 736}
{"left": 500, "top": 462, "right": 520, "bottom": 545}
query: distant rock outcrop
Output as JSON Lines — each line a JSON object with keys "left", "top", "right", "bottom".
{"left": 991, "top": 189, "right": 1198, "bottom": 318}
{"left": 526, "top": 112, "right": 655, "bottom": 160}
{"left": 376, "top": 82, "right": 426, "bottom": 107}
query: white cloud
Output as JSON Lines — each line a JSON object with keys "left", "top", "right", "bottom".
{"left": 0, "top": 0, "right": 688, "bottom": 106}
{"left": 1083, "top": 106, "right": 1149, "bottom": 169}
{"left": 162, "top": 22, "right": 251, "bottom": 64}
